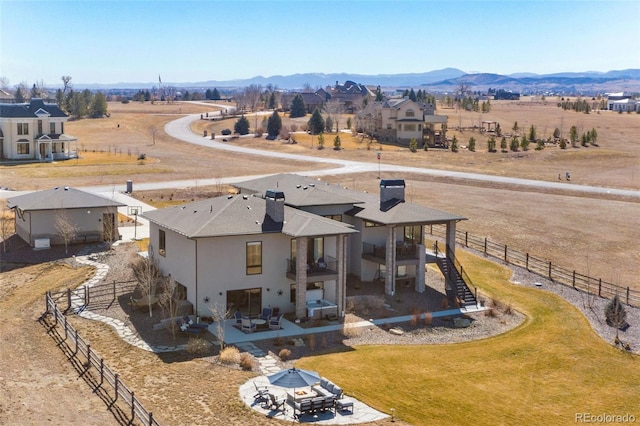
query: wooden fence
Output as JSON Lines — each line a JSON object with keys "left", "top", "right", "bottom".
{"left": 44, "top": 291, "right": 160, "bottom": 426}
{"left": 58, "top": 280, "right": 137, "bottom": 312}
{"left": 427, "top": 224, "right": 639, "bottom": 308}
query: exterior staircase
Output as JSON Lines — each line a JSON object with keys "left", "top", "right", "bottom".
{"left": 435, "top": 255, "right": 477, "bottom": 307}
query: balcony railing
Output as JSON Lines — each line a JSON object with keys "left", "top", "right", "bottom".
{"left": 286, "top": 256, "right": 337, "bottom": 277}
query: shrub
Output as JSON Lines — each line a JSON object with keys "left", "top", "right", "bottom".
{"left": 239, "top": 352, "right": 256, "bottom": 371}
{"left": 219, "top": 346, "right": 240, "bottom": 364}
{"left": 423, "top": 312, "right": 433, "bottom": 326}
{"left": 221, "top": 128, "right": 232, "bottom": 135}
{"left": 484, "top": 308, "right": 497, "bottom": 318}
{"left": 186, "top": 337, "right": 213, "bottom": 355}
{"left": 279, "top": 348, "right": 292, "bottom": 361}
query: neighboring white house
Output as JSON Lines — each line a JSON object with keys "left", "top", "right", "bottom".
{"left": 608, "top": 98, "right": 640, "bottom": 112}
{"left": 6, "top": 187, "right": 125, "bottom": 248}
{"left": 144, "top": 174, "right": 466, "bottom": 321}
{"left": 0, "top": 98, "right": 78, "bottom": 161}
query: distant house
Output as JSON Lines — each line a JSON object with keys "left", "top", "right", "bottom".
{"left": 373, "top": 98, "right": 448, "bottom": 146}
{"left": 606, "top": 93, "right": 639, "bottom": 112}
{"left": 280, "top": 81, "right": 374, "bottom": 115}
{"left": 6, "top": 187, "right": 125, "bottom": 248}
{"left": 0, "top": 89, "right": 14, "bottom": 103}
{"left": 281, "top": 91, "right": 326, "bottom": 113}
{"left": 144, "top": 174, "right": 469, "bottom": 321}
{"left": 0, "top": 98, "right": 78, "bottom": 161}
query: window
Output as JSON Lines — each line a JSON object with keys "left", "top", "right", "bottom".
{"left": 246, "top": 241, "right": 262, "bottom": 274}
{"left": 406, "top": 109, "right": 415, "bottom": 117}
{"left": 387, "top": 124, "right": 392, "bottom": 130}
{"left": 38, "top": 120, "right": 43, "bottom": 135}
{"left": 365, "top": 220, "right": 382, "bottom": 227}
{"left": 403, "top": 225, "right": 422, "bottom": 244}
{"left": 17, "top": 123, "right": 29, "bottom": 135}
{"left": 17, "top": 142, "right": 30, "bottom": 155}
{"left": 323, "top": 214, "right": 342, "bottom": 222}
{"left": 404, "top": 124, "right": 416, "bottom": 132}
{"left": 158, "top": 229, "right": 166, "bottom": 256}
{"left": 50, "top": 122, "right": 56, "bottom": 134}
{"left": 228, "top": 288, "right": 262, "bottom": 317}
{"left": 61, "top": 123, "right": 64, "bottom": 133}
{"left": 397, "top": 124, "right": 402, "bottom": 131}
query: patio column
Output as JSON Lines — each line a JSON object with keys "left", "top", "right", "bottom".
{"left": 295, "top": 237, "right": 308, "bottom": 319}
{"left": 385, "top": 225, "right": 396, "bottom": 295}
{"left": 336, "top": 234, "right": 346, "bottom": 317}
{"left": 416, "top": 243, "right": 426, "bottom": 293}
{"left": 445, "top": 220, "right": 457, "bottom": 290}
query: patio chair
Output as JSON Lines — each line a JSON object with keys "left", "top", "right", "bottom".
{"left": 241, "top": 317, "right": 256, "bottom": 333}
{"left": 268, "top": 314, "right": 283, "bottom": 330}
{"left": 234, "top": 311, "right": 242, "bottom": 325}
{"left": 316, "top": 257, "right": 327, "bottom": 270}
{"left": 260, "top": 307, "right": 272, "bottom": 321}
{"left": 264, "top": 392, "right": 286, "bottom": 414}
{"left": 176, "top": 319, "right": 206, "bottom": 335}
{"left": 182, "top": 315, "right": 208, "bottom": 330}
{"left": 253, "top": 381, "right": 269, "bottom": 402}
{"left": 294, "top": 399, "right": 313, "bottom": 420}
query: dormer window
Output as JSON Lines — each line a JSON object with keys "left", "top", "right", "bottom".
{"left": 406, "top": 109, "right": 415, "bottom": 117}
{"left": 34, "top": 108, "right": 50, "bottom": 117}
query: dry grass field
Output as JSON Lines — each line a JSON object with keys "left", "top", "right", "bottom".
{"left": 0, "top": 98, "right": 638, "bottom": 425}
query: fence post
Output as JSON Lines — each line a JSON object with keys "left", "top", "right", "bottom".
{"left": 504, "top": 244, "right": 508, "bottom": 264}
{"left": 86, "top": 344, "right": 91, "bottom": 371}
{"left": 45, "top": 292, "right": 50, "bottom": 315}
{"left": 74, "top": 329, "right": 79, "bottom": 356}
{"left": 484, "top": 238, "right": 487, "bottom": 256}
{"left": 67, "top": 288, "right": 72, "bottom": 311}
{"left": 627, "top": 287, "right": 630, "bottom": 305}
{"left": 434, "top": 241, "right": 438, "bottom": 256}
{"left": 465, "top": 231, "right": 468, "bottom": 247}
{"left": 598, "top": 279, "right": 602, "bottom": 297}
{"left": 54, "top": 300, "right": 59, "bottom": 327}
{"left": 131, "top": 391, "right": 135, "bottom": 421}
{"left": 85, "top": 286, "right": 89, "bottom": 306}
{"left": 525, "top": 253, "right": 529, "bottom": 271}
{"left": 100, "top": 358, "right": 104, "bottom": 387}
{"left": 113, "top": 280, "right": 116, "bottom": 303}
{"left": 64, "top": 315, "right": 68, "bottom": 339}
{"left": 114, "top": 373, "right": 119, "bottom": 403}
{"left": 548, "top": 262, "right": 552, "bottom": 280}
{"left": 149, "top": 412, "right": 154, "bottom": 426}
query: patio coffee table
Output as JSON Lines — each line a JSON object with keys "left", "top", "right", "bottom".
{"left": 253, "top": 319, "right": 267, "bottom": 330}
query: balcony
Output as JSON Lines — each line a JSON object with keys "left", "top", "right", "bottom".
{"left": 362, "top": 242, "right": 419, "bottom": 264}
{"left": 286, "top": 256, "right": 338, "bottom": 282}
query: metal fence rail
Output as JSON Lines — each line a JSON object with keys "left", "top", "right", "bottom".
{"left": 44, "top": 292, "right": 160, "bottom": 426}
{"left": 428, "top": 224, "right": 639, "bottom": 307}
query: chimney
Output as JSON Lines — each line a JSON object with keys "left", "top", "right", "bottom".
{"left": 380, "top": 179, "right": 405, "bottom": 210}
{"left": 265, "top": 190, "right": 285, "bottom": 223}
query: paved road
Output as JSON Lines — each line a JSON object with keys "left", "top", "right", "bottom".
{"left": 164, "top": 110, "right": 640, "bottom": 199}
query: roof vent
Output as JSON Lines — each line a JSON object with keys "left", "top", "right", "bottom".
{"left": 242, "top": 195, "right": 248, "bottom": 200}
{"left": 227, "top": 195, "right": 233, "bottom": 199}
{"left": 296, "top": 185, "right": 301, "bottom": 188}
{"left": 303, "top": 186, "right": 308, "bottom": 190}
{"left": 309, "top": 183, "right": 315, "bottom": 187}
{"left": 64, "top": 186, "right": 69, "bottom": 190}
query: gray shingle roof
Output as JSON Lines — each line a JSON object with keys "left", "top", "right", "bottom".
{"left": 235, "top": 174, "right": 466, "bottom": 225}
{"left": 142, "top": 194, "right": 356, "bottom": 239}
{"left": 7, "top": 187, "right": 125, "bottom": 211}
{"left": 0, "top": 99, "right": 68, "bottom": 119}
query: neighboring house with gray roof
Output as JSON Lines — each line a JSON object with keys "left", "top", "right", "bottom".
{"left": 374, "top": 98, "right": 448, "bottom": 146}
{"left": 7, "top": 187, "right": 125, "bottom": 248}
{"left": 0, "top": 98, "right": 78, "bottom": 161}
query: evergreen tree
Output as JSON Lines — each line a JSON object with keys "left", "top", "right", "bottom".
{"left": 182, "top": 90, "right": 191, "bottom": 101}
{"left": 90, "top": 91, "right": 108, "bottom": 118}
{"left": 14, "top": 86, "right": 25, "bottom": 103}
{"left": 333, "top": 134, "right": 341, "bottom": 150}
{"left": 234, "top": 115, "right": 250, "bottom": 135}
{"left": 500, "top": 136, "right": 507, "bottom": 152}
{"left": 451, "top": 135, "right": 458, "bottom": 152}
{"left": 374, "top": 86, "right": 384, "bottom": 102}
{"left": 212, "top": 88, "right": 221, "bottom": 100}
{"left": 409, "top": 138, "right": 417, "bottom": 153}
{"left": 589, "top": 128, "right": 598, "bottom": 146}
{"left": 408, "top": 88, "right": 417, "bottom": 102}
{"left": 308, "top": 108, "right": 325, "bottom": 134}
{"left": 268, "top": 92, "right": 276, "bottom": 110}
{"left": 510, "top": 136, "right": 519, "bottom": 152}
{"left": 569, "top": 125, "right": 578, "bottom": 147}
{"left": 553, "top": 128, "right": 561, "bottom": 139}
{"left": 144, "top": 89, "right": 151, "bottom": 101}
{"left": 56, "top": 89, "right": 64, "bottom": 108}
{"left": 512, "top": 121, "right": 519, "bottom": 133}
{"left": 468, "top": 137, "right": 476, "bottom": 152}
{"left": 205, "top": 89, "right": 212, "bottom": 100}
{"left": 317, "top": 132, "right": 325, "bottom": 149}
{"left": 289, "top": 94, "right": 307, "bottom": 118}
{"left": 528, "top": 125, "right": 537, "bottom": 142}
{"left": 487, "top": 136, "right": 496, "bottom": 153}
{"left": 267, "top": 111, "right": 282, "bottom": 138}
{"left": 325, "top": 116, "right": 333, "bottom": 133}
{"left": 605, "top": 294, "right": 627, "bottom": 338}
{"left": 521, "top": 135, "right": 529, "bottom": 151}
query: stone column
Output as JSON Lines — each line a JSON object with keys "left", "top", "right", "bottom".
{"left": 385, "top": 225, "right": 396, "bottom": 295}
{"left": 295, "top": 237, "right": 308, "bottom": 319}
{"left": 445, "top": 220, "right": 457, "bottom": 290}
{"left": 416, "top": 243, "right": 426, "bottom": 293}
{"left": 336, "top": 234, "right": 346, "bottom": 317}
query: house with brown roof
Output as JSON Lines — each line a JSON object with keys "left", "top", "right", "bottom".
{"left": 6, "top": 187, "right": 125, "bottom": 248}
{"left": 0, "top": 98, "right": 78, "bottom": 161}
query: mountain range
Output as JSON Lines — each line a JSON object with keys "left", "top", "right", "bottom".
{"left": 80, "top": 68, "right": 640, "bottom": 94}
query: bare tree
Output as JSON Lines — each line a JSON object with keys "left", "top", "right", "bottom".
{"left": 208, "top": 302, "right": 229, "bottom": 350}
{"left": 159, "top": 275, "right": 181, "bottom": 339}
{"left": 323, "top": 99, "right": 344, "bottom": 133}
{"left": 61, "top": 75, "right": 72, "bottom": 95}
{"left": 0, "top": 77, "right": 9, "bottom": 91}
{"left": 54, "top": 210, "right": 78, "bottom": 254}
{"left": 243, "top": 84, "right": 262, "bottom": 113}
{"left": 129, "top": 246, "right": 163, "bottom": 317}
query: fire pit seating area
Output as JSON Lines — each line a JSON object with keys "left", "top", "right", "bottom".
{"left": 292, "top": 377, "right": 349, "bottom": 419}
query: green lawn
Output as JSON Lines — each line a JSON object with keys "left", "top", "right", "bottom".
{"left": 297, "top": 252, "right": 639, "bottom": 425}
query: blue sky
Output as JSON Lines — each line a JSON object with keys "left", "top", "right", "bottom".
{"left": 1, "top": 0, "right": 639, "bottom": 86}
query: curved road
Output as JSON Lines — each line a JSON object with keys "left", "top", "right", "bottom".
{"left": 164, "top": 111, "right": 640, "bottom": 199}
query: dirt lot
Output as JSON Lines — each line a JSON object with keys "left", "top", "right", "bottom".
{"left": 0, "top": 98, "right": 638, "bottom": 425}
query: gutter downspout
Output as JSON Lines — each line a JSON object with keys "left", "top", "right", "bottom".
{"left": 194, "top": 238, "right": 198, "bottom": 317}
